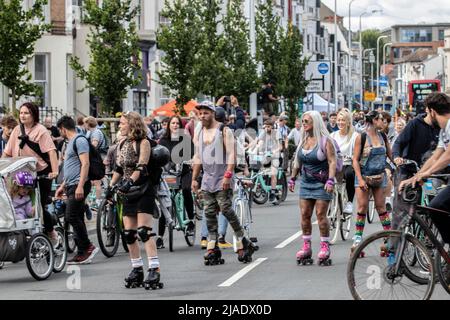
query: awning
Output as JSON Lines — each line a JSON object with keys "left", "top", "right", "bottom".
{"left": 152, "top": 100, "right": 198, "bottom": 117}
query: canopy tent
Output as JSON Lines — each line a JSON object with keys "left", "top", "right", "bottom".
{"left": 303, "top": 93, "right": 336, "bottom": 112}
{"left": 152, "top": 100, "right": 198, "bottom": 117}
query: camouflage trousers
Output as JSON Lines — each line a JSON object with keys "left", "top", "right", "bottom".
{"left": 201, "top": 189, "right": 244, "bottom": 240}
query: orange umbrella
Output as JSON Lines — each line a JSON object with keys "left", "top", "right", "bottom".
{"left": 152, "top": 100, "right": 198, "bottom": 117}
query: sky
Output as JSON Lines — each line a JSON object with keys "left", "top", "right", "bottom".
{"left": 321, "top": 0, "right": 450, "bottom": 32}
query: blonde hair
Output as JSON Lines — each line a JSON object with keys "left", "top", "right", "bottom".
{"left": 84, "top": 116, "right": 98, "bottom": 128}
{"left": 337, "top": 108, "right": 355, "bottom": 142}
{"left": 300, "top": 111, "right": 331, "bottom": 147}
{"left": 9, "top": 183, "right": 30, "bottom": 199}
{"left": 121, "top": 111, "right": 148, "bottom": 140}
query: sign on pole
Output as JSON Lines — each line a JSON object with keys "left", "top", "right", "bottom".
{"left": 306, "top": 61, "right": 331, "bottom": 93}
{"left": 364, "top": 91, "right": 376, "bottom": 102}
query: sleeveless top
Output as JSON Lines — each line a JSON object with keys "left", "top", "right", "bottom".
{"left": 298, "top": 144, "right": 329, "bottom": 184}
{"left": 199, "top": 126, "right": 228, "bottom": 193}
{"left": 360, "top": 132, "right": 387, "bottom": 176}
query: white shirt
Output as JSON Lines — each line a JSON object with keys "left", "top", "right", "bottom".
{"left": 331, "top": 130, "right": 358, "bottom": 165}
{"left": 288, "top": 128, "right": 301, "bottom": 145}
{"left": 437, "top": 119, "right": 450, "bottom": 151}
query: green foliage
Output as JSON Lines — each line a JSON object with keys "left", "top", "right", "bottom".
{"left": 255, "top": 0, "right": 282, "bottom": 85}
{"left": 157, "top": 0, "right": 203, "bottom": 115}
{"left": 278, "top": 25, "right": 310, "bottom": 128}
{"left": 70, "top": 0, "right": 141, "bottom": 116}
{"left": 0, "top": 0, "right": 50, "bottom": 110}
{"left": 220, "top": 0, "right": 258, "bottom": 109}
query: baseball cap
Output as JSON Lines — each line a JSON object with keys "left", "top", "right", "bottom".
{"left": 195, "top": 100, "right": 215, "bottom": 112}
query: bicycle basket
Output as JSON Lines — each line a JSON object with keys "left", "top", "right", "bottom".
{"left": 163, "top": 174, "right": 181, "bottom": 189}
{"left": 248, "top": 154, "right": 264, "bottom": 171}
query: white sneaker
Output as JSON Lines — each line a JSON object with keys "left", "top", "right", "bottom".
{"left": 344, "top": 202, "right": 353, "bottom": 214}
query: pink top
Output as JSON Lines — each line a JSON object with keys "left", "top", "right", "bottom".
{"left": 4, "top": 124, "right": 56, "bottom": 172}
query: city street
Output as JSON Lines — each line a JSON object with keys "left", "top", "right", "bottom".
{"left": 0, "top": 192, "right": 448, "bottom": 300}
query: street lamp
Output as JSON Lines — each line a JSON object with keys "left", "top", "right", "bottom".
{"left": 334, "top": 0, "right": 338, "bottom": 110}
{"left": 362, "top": 48, "right": 375, "bottom": 109}
{"left": 376, "top": 35, "right": 389, "bottom": 99}
{"left": 382, "top": 43, "right": 392, "bottom": 110}
{"left": 348, "top": 0, "right": 357, "bottom": 109}
{"left": 359, "top": 9, "right": 382, "bottom": 109}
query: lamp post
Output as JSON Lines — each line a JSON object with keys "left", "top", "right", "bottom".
{"left": 363, "top": 48, "right": 375, "bottom": 108}
{"left": 347, "top": 0, "right": 357, "bottom": 110}
{"left": 376, "top": 35, "right": 389, "bottom": 100}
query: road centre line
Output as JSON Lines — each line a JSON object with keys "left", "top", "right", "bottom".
{"left": 275, "top": 221, "right": 318, "bottom": 249}
{"left": 218, "top": 258, "right": 268, "bottom": 287}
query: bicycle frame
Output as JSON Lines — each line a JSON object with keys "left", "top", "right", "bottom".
{"left": 171, "top": 188, "right": 192, "bottom": 231}
{"left": 251, "top": 168, "right": 284, "bottom": 193}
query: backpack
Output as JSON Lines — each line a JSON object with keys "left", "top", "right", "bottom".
{"left": 73, "top": 135, "right": 106, "bottom": 181}
{"left": 88, "top": 129, "right": 109, "bottom": 155}
{"left": 318, "top": 136, "right": 344, "bottom": 173}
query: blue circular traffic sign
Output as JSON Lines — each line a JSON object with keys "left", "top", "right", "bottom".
{"left": 318, "top": 63, "right": 329, "bottom": 75}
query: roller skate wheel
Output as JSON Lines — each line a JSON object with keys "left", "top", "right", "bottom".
{"left": 253, "top": 245, "right": 260, "bottom": 251}
{"left": 159, "top": 283, "right": 164, "bottom": 289}
{"left": 144, "top": 285, "right": 150, "bottom": 290}
{"left": 220, "top": 259, "right": 225, "bottom": 264}
{"left": 204, "top": 260, "right": 210, "bottom": 266}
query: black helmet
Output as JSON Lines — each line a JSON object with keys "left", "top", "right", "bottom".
{"left": 151, "top": 144, "right": 170, "bottom": 167}
{"left": 215, "top": 106, "right": 226, "bottom": 123}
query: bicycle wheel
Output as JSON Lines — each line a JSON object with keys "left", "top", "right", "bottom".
{"left": 252, "top": 180, "right": 268, "bottom": 205}
{"left": 340, "top": 187, "right": 352, "bottom": 241}
{"left": 435, "top": 246, "right": 450, "bottom": 294}
{"left": 26, "top": 234, "right": 54, "bottom": 281}
{"left": 347, "top": 230, "right": 435, "bottom": 300}
{"left": 96, "top": 199, "right": 120, "bottom": 258}
{"left": 233, "top": 199, "right": 246, "bottom": 252}
{"left": 64, "top": 222, "right": 77, "bottom": 254}
{"left": 328, "top": 191, "right": 341, "bottom": 245}
{"left": 53, "top": 227, "right": 67, "bottom": 273}
{"left": 367, "top": 197, "right": 375, "bottom": 224}
{"left": 169, "top": 199, "right": 176, "bottom": 252}
{"left": 278, "top": 172, "right": 288, "bottom": 202}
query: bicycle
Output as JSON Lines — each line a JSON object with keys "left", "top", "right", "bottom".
{"left": 327, "top": 174, "right": 353, "bottom": 244}
{"left": 96, "top": 185, "right": 129, "bottom": 258}
{"left": 347, "top": 175, "right": 450, "bottom": 300}
{"left": 162, "top": 164, "right": 196, "bottom": 252}
{"left": 248, "top": 153, "right": 287, "bottom": 205}
{"left": 232, "top": 175, "right": 259, "bottom": 252}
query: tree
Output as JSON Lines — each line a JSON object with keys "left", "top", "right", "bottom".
{"left": 194, "top": 0, "right": 226, "bottom": 99}
{"left": 157, "top": 0, "right": 202, "bottom": 115}
{"left": 278, "top": 24, "right": 309, "bottom": 128}
{"left": 0, "top": 0, "right": 50, "bottom": 110}
{"left": 221, "top": 0, "right": 258, "bottom": 109}
{"left": 255, "top": 0, "right": 282, "bottom": 85}
{"left": 70, "top": 0, "right": 141, "bottom": 116}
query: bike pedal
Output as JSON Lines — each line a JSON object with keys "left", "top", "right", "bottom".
{"left": 250, "top": 237, "right": 258, "bottom": 243}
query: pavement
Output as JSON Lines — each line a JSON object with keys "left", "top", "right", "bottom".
{"left": 0, "top": 192, "right": 448, "bottom": 300}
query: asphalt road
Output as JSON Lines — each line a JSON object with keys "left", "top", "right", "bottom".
{"left": 0, "top": 192, "right": 448, "bottom": 300}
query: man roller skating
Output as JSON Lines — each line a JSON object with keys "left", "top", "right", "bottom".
{"left": 192, "top": 101, "right": 258, "bottom": 266}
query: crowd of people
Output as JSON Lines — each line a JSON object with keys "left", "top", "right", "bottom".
{"left": 1, "top": 90, "right": 449, "bottom": 288}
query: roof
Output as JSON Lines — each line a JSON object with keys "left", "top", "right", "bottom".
{"left": 392, "top": 23, "right": 450, "bottom": 29}
{"left": 399, "top": 48, "right": 436, "bottom": 63}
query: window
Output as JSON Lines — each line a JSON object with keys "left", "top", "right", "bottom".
{"left": 34, "top": 54, "right": 49, "bottom": 107}
{"left": 439, "top": 29, "right": 445, "bottom": 41}
{"left": 159, "top": 13, "right": 170, "bottom": 27}
{"left": 160, "top": 86, "right": 171, "bottom": 107}
{"left": 133, "top": 91, "right": 147, "bottom": 116}
{"left": 25, "top": 0, "right": 50, "bottom": 24}
{"left": 400, "top": 28, "right": 432, "bottom": 42}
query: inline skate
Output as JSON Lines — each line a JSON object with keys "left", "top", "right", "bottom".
{"left": 204, "top": 241, "right": 225, "bottom": 265}
{"left": 317, "top": 241, "right": 332, "bottom": 266}
{"left": 144, "top": 268, "right": 164, "bottom": 290}
{"left": 296, "top": 239, "right": 313, "bottom": 265}
{"left": 237, "top": 237, "right": 258, "bottom": 263}
{"left": 124, "top": 267, "right": 144, "bottom": 288}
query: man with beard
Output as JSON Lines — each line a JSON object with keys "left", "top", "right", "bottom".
{"left": 192, "top": 101, "right": 257, "bottom": 265}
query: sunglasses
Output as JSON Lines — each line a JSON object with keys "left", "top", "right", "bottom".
{"left": 302, "top": 119, "right": 312, "bottom": 124}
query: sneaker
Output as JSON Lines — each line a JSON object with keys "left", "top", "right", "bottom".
{"left": 185, "top": 221, "right": 195, "bottom": 236}
{"left": 344, "top": 202, "right": 353, "bottom": 214}
{"left": 67, "top": 243, "right": 98, "bottom": 265}
{"left": 85, "top": 205, "right": 93, "bottom": 220}
{"left": 218, "top": 236, "right": 233, "bottom": 249}
{"left": 200, "top": 238, "right": 208, "bottom": 249}
{"left": 0, "top": 261, "right": 4, "bottom": 269}
{"left": 269, "top": 191, "right": 276, "bottom": 203}
{"left": 156, "top": 237, "right": 164, "bottom": 249}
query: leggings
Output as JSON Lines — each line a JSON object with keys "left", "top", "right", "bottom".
{"left": 343, "top": 165, "right": 355, "bottom": 202}
{"left": 38, "top": 167, "right": 54, "bottom": 233}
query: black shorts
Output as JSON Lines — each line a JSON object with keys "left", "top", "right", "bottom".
{"left": 122, "top": 185, "right": 158, "bottom": 218}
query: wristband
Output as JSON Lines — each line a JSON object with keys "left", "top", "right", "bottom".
{"left": 326, "top": 178, "right": 335, "bottom": 187}
{"left": 288, "top": 178, "right": 296, "bottom": 187}
{"left": 224, "top": 171, "right": 233, "bottom": 179}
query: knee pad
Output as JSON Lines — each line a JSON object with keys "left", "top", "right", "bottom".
{"left": 137, "top": 226, "right": 156, "bottom": 243}
{"left": 123, "top": 229, "right": 138, "bottom": 245}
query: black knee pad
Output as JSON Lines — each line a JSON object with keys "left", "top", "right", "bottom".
{"left": 137, "top": 226, "right": 156, "bottom": 243}
{"left": 123, "top": 229, "right": 138, "bottom": 245}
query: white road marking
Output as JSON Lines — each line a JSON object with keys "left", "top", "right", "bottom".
{"left": 275, "top": 221, "right": 318, "bottom": 249}
{"left": 218, "top": 258, "right": 268, "bottom": 287}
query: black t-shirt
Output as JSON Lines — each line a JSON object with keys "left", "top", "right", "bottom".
{"left": 262, "top": 87, "right": 274, "bottom": 104}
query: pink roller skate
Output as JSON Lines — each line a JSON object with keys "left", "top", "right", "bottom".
{"left": 317, "top": 241, "right": 332, "bottom": 266}
{"left": 296, "top": 239, "right": 313, "bottom": 266}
